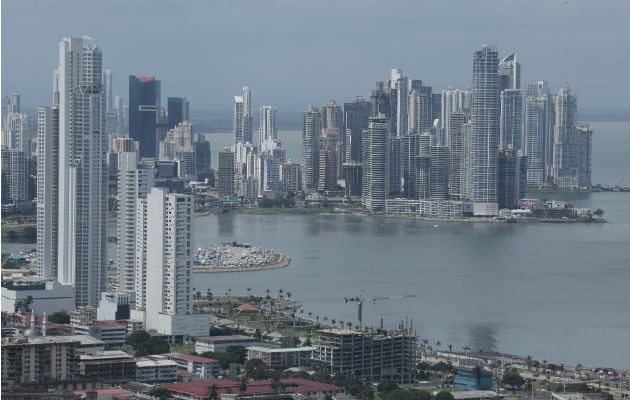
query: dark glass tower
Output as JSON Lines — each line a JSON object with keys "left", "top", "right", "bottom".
{"left": 167, "top": 97, "right": 189, "bottom": 129}
{"left": 129, "top": 75, "right": 160, "bottom": 158}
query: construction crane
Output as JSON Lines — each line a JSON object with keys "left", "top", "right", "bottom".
{"left": 344, "top": 294, "right": 417, "bottom": 331}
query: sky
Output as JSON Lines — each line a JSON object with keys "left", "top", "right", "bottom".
{"left": 2, "top": 0, "right": 630, "bottom": 114}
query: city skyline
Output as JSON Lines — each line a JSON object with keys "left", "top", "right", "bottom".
{"left": 2, "top": 0, "right": 630, "bottom": 114}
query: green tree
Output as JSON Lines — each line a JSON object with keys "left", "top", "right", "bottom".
{"left": 502, "top": 369, "right": 525, "bottom": 390}
{"left": 239, "top": 377, "right": 248, "bottom": 393}
{"left": 378, "top": 379, "right": 400, "bottom": 395}
{"left": 434, "top": 391, "right": 455, "bottom": 400}
{"left": 148, "top": 388, "right": 172, "bottom": 399}
{"left": 593, "top": 208, "right": 604, "bottom": 217}
{"left": 48, "top": 311, "right": 70, "bottom": 324}
{"left": 245, "top": 358, "right": 270, "bottom": 380}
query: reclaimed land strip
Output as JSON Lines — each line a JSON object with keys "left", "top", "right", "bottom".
{"left": 193, "top": 253, "right": 291, "bottom": 273}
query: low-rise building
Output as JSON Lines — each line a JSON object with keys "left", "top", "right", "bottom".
{"left": 1, "top": 335, "right": 79, "bottom": 389}
{"left": 454, "top": 367, "right": 494, "bottom": 390}
{"left": 194, "top": 335, "right": 259, "bottom": 353}
{"left": 1, "top": 279, "right": 74, "bottom": 314}
{"left": 69, "top": 306, "right": 97, "bottom": 326}
{"left": 135, "top": 357, "right": 178, "bottom": 384}
{"left": 166, "top": 353, "right": 221, "bottom": 380}
{"left": 79, "top": 350, "right": 136, "bottom": 384}
{"left": 73, "top": 321, "right": 126, "bottom": 347}
{"left": 247, "top": 346, "right": 314, "bottom": 369}
{"left": 162, "top": 378, "right": 343, "bottom": 400}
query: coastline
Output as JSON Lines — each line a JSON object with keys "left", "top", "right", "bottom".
{"left": 193, "top": 253, "right": 291, "bottom": 273}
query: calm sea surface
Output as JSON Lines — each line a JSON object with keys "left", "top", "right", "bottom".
{"left": 198, "top": 122, "right": 629, "bottom": 368}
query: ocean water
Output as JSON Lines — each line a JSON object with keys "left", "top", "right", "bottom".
{"left": 195, "top": 121, "right": 630, "bottom": 368}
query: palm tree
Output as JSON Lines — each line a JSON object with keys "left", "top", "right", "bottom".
{"left": 473, "top": 366, "right": 483, "bottom": 389}
{"left": 247, "top": 287, "right": 252, "bottom": 298}
{"left": 265, "top": 288, "right": 271, "bottom": 299}
{"left": 347, "top": 321, "right": 352, "bottom": 330}
{"left": 339, "top": 320, "right": 344, "bottom": 329}
{"left": 331, "top": 318, "right": 337, "bottom": 326}
{"left": 209, "top": 384, "right": 219, "bottom": 400}
{"left": 278, "top": 288, "right": 284, "bottom": 298}
{"left": 286, "top": 291, "right": 292, "bottom": 300}
{"left": 448, "top": 344, "right": 453, "bottom": 353}
{"left": 463, "top": 346, "right": 471, "bottom": 357}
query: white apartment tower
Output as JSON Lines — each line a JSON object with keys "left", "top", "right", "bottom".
{"left": 37, "top": 106, "right": 59, "bottom": 279}
{"left": 117, "top": 150, "right": 155, "bottom": 293}
{"left": 362, "top": 115, "right": 389, "bottom": 211}
{"left": 233, "top": 86, "right": 253, "bottom": 145}
{"left": 136, "top": 188, "right": 208, "bottom": 340}
{"left": 53, "top": 36, "right": 108, "bottom": 307}
{"left": 259, "top": 105, "right": 278, "bottom": 152}
{"left": 471, "top": 45, "right": 500, "bottom": 216}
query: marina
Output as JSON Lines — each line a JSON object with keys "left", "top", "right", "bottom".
{"left": 194, "top": 242, "right": 291, "bottom": 272}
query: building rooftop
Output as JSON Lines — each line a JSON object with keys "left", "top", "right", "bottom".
{"left": 168, "top": 352, "right": 219, "bottom": 363}
{"left": 80, "top": 350, "right": 134, "bottom": 361}
{"left": 247, "top": 346, "right": 315, "bottom": 353}
{"left": 2, "top": 334, "right": 105, "bottom": 346}
{"left": 195, "top": 335, "right": 257, "bottom": 344}
{"left": 162, "top": 377, "right": 342, "bottom": 398}
{"left": 136, "top": 359, "right": 178, "bottom": 368}
{"left": 451, "top": 390, "right": 501, "bottom": 400}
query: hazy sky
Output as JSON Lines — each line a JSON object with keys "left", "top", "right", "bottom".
{"left": 2, "top": 0, "right": 629, "bottom": 113}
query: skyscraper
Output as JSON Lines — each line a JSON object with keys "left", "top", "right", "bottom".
{"left": 302, "top": 106, "right": 321, "bottom": 192}
{"left": 552, "top": 85, "right": 579, "bottom": 189}
{"left": 129, "top": 75, "right": 161, "bottom": 158}
{"left": 137, "top": 187, "right": 208, "bottom": 339}
{"left": 117, "top": 149, "right": 155, "bottom": 294}
{"left": 500, "top": 89, "right": 524, "bottom": 151}
{"left": 55, "top": 36, "right": 108, "bottom": 307}
{"left": 576, "top": 123, "right": 593, "bottom": 188}
{"left": 218, "top": 149, "right": 235, "bottom": 196}
{"left": 471, "top": 45, "right": 500, "bottom": 216}
{"left": 524, "top": 83, "right": 551, "bottom": 188}
{"left": 37, "top": 106, "right": 58, "bottom": 279}
{"left": 167, "top": 97, "right": 190, "bottom": 130}
{"left": 363, "top": 115, "right": 389, "bottom": 211}
{"left": 233, "top": 86, "right": 253, "bottom": 145}
{"left": 343, "top": 96, "right": 371, "bottom": 163}
{"left": 498, "top": 53, "right": 520, "bottom": 91}
{"left": 259, "top": 105, "right": 277, "bottom": 152}
{"left": 390, "top": 69, "right": 408, "bottom": 137}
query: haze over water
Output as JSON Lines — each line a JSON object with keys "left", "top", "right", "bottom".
{"left": 195, "top": 121, "right": 630, "bottom": 368}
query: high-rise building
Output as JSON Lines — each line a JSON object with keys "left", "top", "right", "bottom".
{"left": 401, "top": 134, "right": 419, "bottom": 199}
{"left": 129, "top": 75, "right": 160, "bottom": 158}
{"left": 55, "top": 36, "right": 108, "bottom": 307}
{"left": 390, "top": 69, "right": 408, "bottom": 137}
{"left": 36, "top": 106, "right": 59, "bottom": 279}
{"left": 302, "top": 106, "right": 321, "bottom": 192}
{"left": 102, "top": 69, "right": 113, "bottom": 111}
{"left": 281, "top": 161, "right": 302, "bottom": 193}
{"left": 362, "top": 115, "right": 389, "bottom": 211}
{"left": 233, "top": 86, "right": 253, "bottom": 145}
{"left": 524, "top": 84, "right": 551, "bottom": 188}
{"left": 552, "top": 85, "right": 579, "bottom": 189}
{"left": 137, "top": 188, "right": 209, "bottom": 340}
{"left": 576, "top": 123, "right": 593, "bottom": 188}
{"left": 1, "top": 148, "right": 29, "bottom": 204}
{"left": 167, "top": 97, "right": 189, "bottom": 130}
{"left": 117, "top": 150, "right": 155, "bottom": 293}
{"left": 500, "top": 89, "right": 524, "bottom": 151}
{"left": 499, "top": 53, "right": 521, "bottom": 91}
{"left": 194, "top": 135, "right": 212, "bottom": 181}
{"left": 318, "top": 145, "right": 338, "bottom": 192}
{"left": 471, "top": 45, "right": 500, "bottom": 216}
{"left": 259, "top": 105, "right": 277, "bottom": 152}
{"left": 447, "top": 112, "right": 467, "bottom": 199}
{"left": 218, "top": 149, "right": 235, "bottom": 196}
{"left": 429, "top": 145, "right": 449, "bottom": 200}
{"left": 498, "top": 148, "right": 527, "bottom": 209}
{"left": 343, "top": 97, "right": 371, "bottom": 163}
